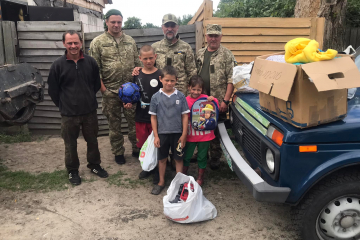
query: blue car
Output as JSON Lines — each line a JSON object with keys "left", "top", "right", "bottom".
{"left": 219, "top": 57, "right": 360, "bottom": 240}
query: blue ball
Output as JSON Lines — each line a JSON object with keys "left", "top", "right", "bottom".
{"left": 118, "top": 82, "right": 141, "bottom": 104}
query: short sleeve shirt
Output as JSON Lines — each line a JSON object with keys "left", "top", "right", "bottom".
{"left": 149, "top": 89, "right": 189, "bottom": 134}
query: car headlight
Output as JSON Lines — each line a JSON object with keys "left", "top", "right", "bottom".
{"left": 266, "top": 149, "right": 275, "bottom": 173}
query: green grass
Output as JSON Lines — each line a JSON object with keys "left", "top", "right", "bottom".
{"left": 0, "top": 131, "right": 32, "bottom": 144}
{"left": 106, "top": 170, "right": 148, "bottom": 189}
{"left": 0, "top": 163, "right": 69, "bottom": 192}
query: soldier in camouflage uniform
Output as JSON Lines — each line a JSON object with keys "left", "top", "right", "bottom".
{"left": 196, "top": 24, "right": 235, "bottom": 170}
{"left": 89, "top": 9, "right": 141, "bottom": 165}
{"left": 151, "top": 14, "right": 197, "bottom": 94}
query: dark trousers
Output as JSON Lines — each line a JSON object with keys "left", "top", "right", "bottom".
{"left": 61, "top": 110, "right": 101, "bottom": 171}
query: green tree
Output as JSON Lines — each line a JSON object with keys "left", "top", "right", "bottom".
{"left": 178, "top": 14, "right": 194, "bottom": 25}
{"left": 347, "top": 0, "right": 360, "bottom": 27}
{"left": 142, "top": 23, "right": 159, "bottom": 29}
{"left": 123, "top": 17, "right": 142, "bottom": 29}
{"left": 214, "top": 0, "right": 296, "bottom": 18}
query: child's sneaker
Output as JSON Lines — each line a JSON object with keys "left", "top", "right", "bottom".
{"left": 69, "top": 170, "right": 81, "bottom": 185}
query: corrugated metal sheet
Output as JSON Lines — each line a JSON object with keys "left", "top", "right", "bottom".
{"left": 18, "top": 21, "right": 196, "bottom": 136}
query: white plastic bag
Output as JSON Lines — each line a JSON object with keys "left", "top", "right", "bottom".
{"left": 138, "top": 132, "right": 157, "bottom": 171}
{"left": 232, "top": 62, "right": 258, "bottom": 93}
{"left": 163, "top": 172, "right": 217, "bottom": 223}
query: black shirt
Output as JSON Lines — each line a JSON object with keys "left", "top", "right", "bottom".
{"left": 133, "top": 69, "right": 162, "bottom": 123}
{"left": 199, "top": 49, "right": 215, "bottom": 95}
{"left": 48, "top": 51, "right": 101, "bottom": 116}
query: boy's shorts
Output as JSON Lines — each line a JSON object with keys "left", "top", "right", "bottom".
{"left": 158, "top": 133, "right": 184, "bottom": 161}
{"left": 136, "top": 122, "right": 153, "bottom": 149}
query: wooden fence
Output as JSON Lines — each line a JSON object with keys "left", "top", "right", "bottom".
{"left": 0, "top": 21, "right": 17, "bottom": 65}
{"left": 344, "top": 27, "right": 360, "bottom": 50}
{"left": 189, "top": 0, "right": 325, "bottom": 64}
{"left": 18, "top": 21, "right": 197, "bottom": 135}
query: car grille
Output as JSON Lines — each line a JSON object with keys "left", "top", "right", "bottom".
{"left": 232, "top": 111, "right": 262, "bottom": 164}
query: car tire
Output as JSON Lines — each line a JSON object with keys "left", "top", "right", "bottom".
{"left": 291, "top": 168, "right": 360, "bottom": 240}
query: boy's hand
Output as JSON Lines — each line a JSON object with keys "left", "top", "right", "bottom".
{"left": 207, "top": 96, "right": 214, "bottom": 101}
{"left": 199, "top": 117, "right": 205, "bottom": 121}
{"left": 132, "top": 67, "right": 142, "bottom": 76}
{"left": 123, "top": 103, "right": 133, "bottom": 109}
{"left": 154, "top": 136, "right": 160, "bottom": 148}
{"left": 178, "top": 135, "right": 186, "bottom": 149}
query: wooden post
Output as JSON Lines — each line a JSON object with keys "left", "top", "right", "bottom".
{"left": 0, "top": 21, "right": 5, "bottom": 65}
{"left": 195, "top": 21, "right": 204, "bottom": 53}
{"left": 315, "top": 18, "right": 325, "bottom": 49}
{"left": 2, "top": 21, "right": 17, "bottom": 65}
{"left": 204, "top": 0, "right": 213, "bottom": 20}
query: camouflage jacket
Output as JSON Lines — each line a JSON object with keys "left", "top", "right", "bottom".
{"left": 89, "top": 31, "right": 141, "bottom": 93}
{"left": 196, "top": 45, "right": 236, "bottom": 103}
{"left": 152, "top": 36, "right": 197, "bottom": 93}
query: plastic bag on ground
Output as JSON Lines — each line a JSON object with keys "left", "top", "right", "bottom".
{"left": 138, "top": 131, "right": 157, "bottom": 171}
{"left": 232, "top": 62, "right": 258, "bottom": 93}
{"left": 163, "top": 172, "right": 217, "bottom": 223}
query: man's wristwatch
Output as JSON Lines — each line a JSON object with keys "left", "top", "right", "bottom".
{"left": 223, "top": 100, "right": 230, "bottom": 105}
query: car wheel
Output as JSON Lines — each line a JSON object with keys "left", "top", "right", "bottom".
{"left": 291, "top": 168, "right": 360, "bottom": 240}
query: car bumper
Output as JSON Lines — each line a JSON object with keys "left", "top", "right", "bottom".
{"left": 219, "top": 123, "right": 291, "bottom": 203}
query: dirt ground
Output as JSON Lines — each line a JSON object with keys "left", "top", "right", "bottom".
{"left": 0, "top": 136, "right": 298, "bottom": 240}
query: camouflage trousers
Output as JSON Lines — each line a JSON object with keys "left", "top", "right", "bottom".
{"left": 102, "top": 90, "right": 138, "bottom": 156}
{"left": 61, "top": 110, "right": 101, "bottom": 172}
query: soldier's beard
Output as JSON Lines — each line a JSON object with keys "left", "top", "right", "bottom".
{"left": 165, "top": 31, "right": 178, "bottom": 41}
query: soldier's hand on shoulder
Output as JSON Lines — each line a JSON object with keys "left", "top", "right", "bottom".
{"left": 132, "top": 67, "right": 142, "bottom": 76}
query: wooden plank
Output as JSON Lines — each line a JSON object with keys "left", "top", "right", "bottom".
{"left": 234, "top": 56, "right": 257, "bottom": 63}
{"left": 195, "top": 21, "right": 204, "bottom": 52}
{"left": 18, "top": 32, "right": 63, "bottom": 40}
{"left": 309, "top": 18, "right": 317, "bottom": 40}
{"left": 20, "top": 49, "right": 65, "bottom": 56}
{"left": 17, "top": 21, "right": 82, "bottom": 32}
{"left": 231, "top": 50, "right": 282, "bottom": 56}
{"left": 221, "top": 42, "right": 285, "bottom": 51}
{"left": 350, "top": 28, "right": 357, "bottom": 48}
{"left": 316, "top": 18, "right": 325, "bottom": 49}
{"left": 215, "top": 35, "right": 308, "bottom": 43}
{"left": 18, "top": 31, "right": 80, "bottom": 40}
{"left": 204, "top": 0, "right": 213, "bottom": 20}
{"left": 188, "top": 0, "right": 205, "bottom": 25}
{"left": 221, "top": 28, "right": 311, "bottom": 36}
{"left": 204, "top": 18, "right": 312, "bottom": 28}
{"left": 19, "top": 40, "right": 65, "bottom": 49}
{"left": 344, "top": 28, "right": 351, "bottom": 48}
{"left": 39, "top": 70, "right": 49, "bottom": 77}
{"left": 2, "top": 21, "right": 17, "bottom": 64}
{"left": 84, "top": 31, "right": 103, "bottom": 40}
{"left": 356, "top": 28, "right": 360, "bottom": 49}
{"left": 20, "top": 56, "right": 60, "bottom": 63}
{"left": 0, "top": 22, "right": 4, "bottom": 65}
{"left": 30, "top": 63, "right": 52, "bottom": 70}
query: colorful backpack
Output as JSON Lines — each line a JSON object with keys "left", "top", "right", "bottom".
{"left": 190, "top": 97, "right": 219, "bottom": 131}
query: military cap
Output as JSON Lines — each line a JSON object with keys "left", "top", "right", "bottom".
{"left": 206, "top": 24, "right": 222, "bottom": 35}
{"left": 162, "top": 14, "right": 178, "bottom": 25}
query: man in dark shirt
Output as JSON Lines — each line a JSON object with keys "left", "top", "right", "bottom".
{"left": 48, "top": 30, "right": 108, "bottom": 186}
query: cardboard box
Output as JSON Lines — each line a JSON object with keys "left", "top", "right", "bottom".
{"left": 249, "top": 53, "right": 360, "bottom": 128}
